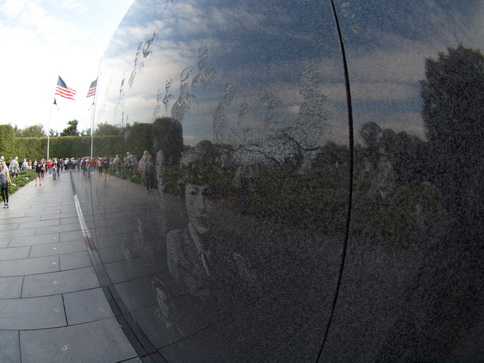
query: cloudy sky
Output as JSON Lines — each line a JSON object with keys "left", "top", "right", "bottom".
{"left": 0, "top": 0, "right": 134, "bottom": 134}
{"left": 95, "top": 0, "right": 483, "bottom": 148}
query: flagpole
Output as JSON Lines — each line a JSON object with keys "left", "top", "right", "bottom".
{"left": 90, "top": 103, "right": 95, "bottom": 158}
{"left": 48, "top": 72, "right": 60, "bottom": 162}
{"left": 53, "top": 75, "right": 77, "bottom": 162}
{"left": 47, "top": 101, "right": 54, "bottom": 161}
{"left": 48, "top": 73, "right": 60, "bottom": 161}
{"left": 90, "top": 58, "right": 103, "bottom": 158}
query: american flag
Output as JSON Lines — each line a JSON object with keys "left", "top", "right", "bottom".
{"left": 86, "top": 79, "right": 97, "bottom": 98}
{"left": 55, "top": 76, "right": 76, "bottom": 100}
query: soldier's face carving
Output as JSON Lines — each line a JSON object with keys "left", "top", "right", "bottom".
{"left": 185, "top": 184, "right": 210, "bottom": 236}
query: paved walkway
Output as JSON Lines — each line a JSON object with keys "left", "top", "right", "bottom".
{"left": 0, "top": 171, "right": 140, "bottom": 363}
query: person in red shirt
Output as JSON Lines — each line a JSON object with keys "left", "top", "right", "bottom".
{"left": 46, "top": 159, "right": 53, "bottom": 176}
{"left": 88, "top": 158, "right": 95, "bottom": 178}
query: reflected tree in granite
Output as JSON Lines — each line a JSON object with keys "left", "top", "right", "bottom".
{"left": 378, "top": 45, "right": 484, "bottom": 361}
{"left": 421, "top": 45, "right": 484, "bottom": 237}
{"left": 154, "top": 118, "right": 184, "bottom": 158}
{"left": 94, "top": 122, "right": 122, "bottom": 136}
{"left": 351, "top": 121, "right": 440, "bottom": 249}
{"left": 126, "top": 123, "right": 154, "bottom": 158}
{"left": 359, "top": 121, "right": 382, "bottom": 166}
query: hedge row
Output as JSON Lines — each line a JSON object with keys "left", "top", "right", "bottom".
{"left": 0, "top": 124, "right": 128, "bottom": 161}
{"left": 1, "top": 118, "right": 183, "bottom": 162}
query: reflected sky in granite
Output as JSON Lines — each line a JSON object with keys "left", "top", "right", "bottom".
{"left": 87, "top": 0, "right": 484, "bottom": 361}
{"left": 336, "top": 0, "right": 484, "bottom": 137}
{"left": 96, "top": 0, "right": 484, "bottom": 143}
{"left": 97, "top": 0, "right": 347, "bottom": 148}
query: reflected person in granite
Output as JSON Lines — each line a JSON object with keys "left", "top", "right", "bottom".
{"left": 167, "top": 183, "right": 259, "bottom": 305}
{"left": 154, "top": 144, "right": 260, "bottom": 335}
{"left": 155, "top": 149, "right": 166, "bottom": 191}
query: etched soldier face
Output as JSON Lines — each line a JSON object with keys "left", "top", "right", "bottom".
{"left": 185, "top": 184, "right": 210, "bottom": 236}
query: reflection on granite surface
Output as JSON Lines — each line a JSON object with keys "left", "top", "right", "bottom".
{"left": 77, "top": 0, "right": 484, "bottom": 361}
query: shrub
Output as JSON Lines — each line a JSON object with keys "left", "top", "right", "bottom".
{"left": 9, "top": 170, "right": 36, "bottom": 194}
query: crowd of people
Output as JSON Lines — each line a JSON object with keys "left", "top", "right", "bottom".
{"left": 0, "top": 151, "right": 160, "bottom": 209}
{"left": 77, "top": 151, "right": 156, "bottom": 193}
{"left": 74, "top": 152, "right": 157, "bottom": 192}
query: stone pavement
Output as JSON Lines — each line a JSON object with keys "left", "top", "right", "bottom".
{"left": 0, "top": 171, "right": 140, "bottom": 363}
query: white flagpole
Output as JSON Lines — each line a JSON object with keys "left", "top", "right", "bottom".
{"left": 90, "top": 100, "right": 95, "bottom": 158}
{"left": 48, "top": 73, "right": 60, "bottom": 161}
{"left": 47, "top": 101, "right": 54, "bottom": 161}
{"left": 90, "top": 58, "right": 102, "bottom": 158}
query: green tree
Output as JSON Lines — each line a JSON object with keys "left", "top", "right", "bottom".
{"left": 421, "top": 44, "right": 484, "bottom": 228}
{"left": 60, "top": 120, "right": 80, "bottom": 136}
{"left": 80, "top": 128, "right": 91, "bottom": 136}
{"left": 314, "top": 141, "right": 349, "bottom": 168}
{"left": 94, "top": 123, "right": 121, "bottom": 136}
{"left": 49, "top": 129, "right": 59, "bottom": 137}
{"left": 358, "top": 122, "right": 430, "bottom": 185}
{"left": 379, "top": 44, "right": 484, "bottom": 361}
{"left": 126, "top": 122, "right": 154, "bottom": 157}
{"left": 13, "top": 125, "right": 22, "bottom": 137}
{"left": 380, "top": 129, "right": 429, "bottom": 185}
{"left": 0, "top": 124, "right": 15, "bottom": 160}
{"left": 20, "top": 124, "right": 46, "bottom": 137}
{"left": 152, "top": 117, "right": 184, "bottom": 164}
{"left": 359, "top": 121, "right": 382, "bottom": 165}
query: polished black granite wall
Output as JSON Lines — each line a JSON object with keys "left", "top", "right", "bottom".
{"left": 79, "top": 0, "right": 483, "bottom": 361}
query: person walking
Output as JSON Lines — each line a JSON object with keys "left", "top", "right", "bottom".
{"left": 0, "top": 160, "right": 13, "bottom": 208}
{"left": 56, "top": 158, "right": 61, "bottom": 178}
{"left": 9, "top": 157, "right": 20, "bottom": 178}
{"left": 89, "top": 157, "right": 95, "bottom": 177}
{"left": 35, "top": 159, "right": 44, "bottom": 186}
{"left": 103, "top": 156, "right": 111, "bottom": 182}
{"left": 144, "top": 154, "right": 155, "bottom": 193}
{"left": 21, "top": 158, "right": 28, "bottom": 171}
{"left": 81, "top": 157, "right": 87, "bottom": 177}
{"left": 52, "top": 159, "right": 57, "bottom": 181}
{"left": 46, "top": 159, "right": 53, "bottom": 176}
{"left": 97, "top": 157, "right": 104, "bottom": 176}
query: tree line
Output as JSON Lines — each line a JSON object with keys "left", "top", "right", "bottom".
{"left": 13, "top": 119, "right": 124, "bottom": 138}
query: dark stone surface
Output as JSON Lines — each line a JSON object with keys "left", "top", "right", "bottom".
{"left": 81, "top": 0, "right": 483, "bottom": 361}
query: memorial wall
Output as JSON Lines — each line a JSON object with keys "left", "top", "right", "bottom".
{"left": 74, "top": 0, "right": 483, "bottom": 361}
